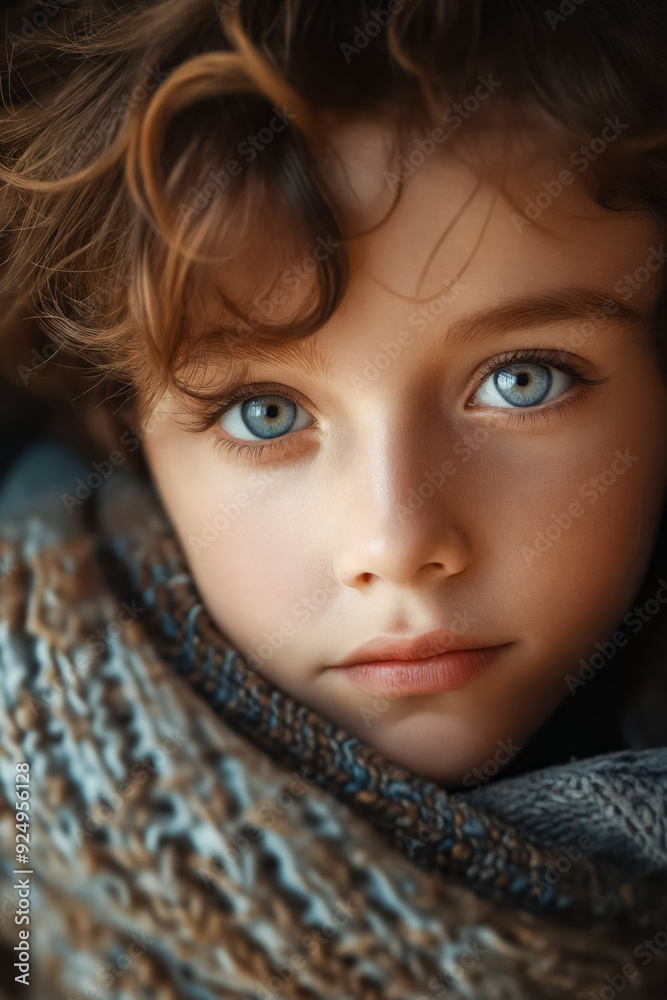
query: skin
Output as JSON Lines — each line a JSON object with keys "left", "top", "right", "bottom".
{"left": 139, "top": 113, "right": 667, "bottom": 785}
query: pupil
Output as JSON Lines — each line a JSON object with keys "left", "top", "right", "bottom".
{"left": 266, "top": 404, "right": 279, "bottom": 418}
{"left": 516, "top": 372, "right": 530, "bottom": 386}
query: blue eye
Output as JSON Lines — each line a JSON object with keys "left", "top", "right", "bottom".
{"left": 219, "top": 393, "right": 313, "bottom": 441}
{"left": 474, "top": 362, "right": 574, "bottom": 409}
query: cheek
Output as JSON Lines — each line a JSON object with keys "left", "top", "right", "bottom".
{"left": 172, "top": 473, "right": 328, "bottom": 651}
{"left": 470, "top": 393, "right": 667, "bottom": 655}
{"left": 194, "top": 521, "right": 293, "bottom": 629}
{"left": 143, "top": 426, "right": 340, "bottom": 663}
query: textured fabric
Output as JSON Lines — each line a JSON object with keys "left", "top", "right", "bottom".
{"left": 0, "top": 439, "right": 666, "bottom": 999}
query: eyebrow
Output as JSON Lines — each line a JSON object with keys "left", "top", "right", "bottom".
{"left": 204, "top": 286, "right": 642, "bottom": 378}
{"left": 442, "top": 286, "right": 641, "bottom": 350}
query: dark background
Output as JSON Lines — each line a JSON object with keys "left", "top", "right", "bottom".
{"left": 0, "top": 1, "right": 82, "bottom": 487}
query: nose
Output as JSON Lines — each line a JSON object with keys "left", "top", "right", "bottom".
{"left": 333, "top": 424, "right": 472, "bottom": 591}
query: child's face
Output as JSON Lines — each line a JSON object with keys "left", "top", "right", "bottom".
{"left": 141, "top": 117, "right": 667, "bottom": 784}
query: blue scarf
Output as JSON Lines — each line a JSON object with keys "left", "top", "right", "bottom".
{"left": 91, "top": 443, "right": 667, "bottom": 930}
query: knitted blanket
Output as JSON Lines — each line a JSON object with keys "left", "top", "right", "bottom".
{"left": 0, "top": 439, "right": 666, "bottom": 999}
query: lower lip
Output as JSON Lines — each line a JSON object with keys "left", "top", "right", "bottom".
{"left": 334, "top": 645, "right": 509, "bottom": 697}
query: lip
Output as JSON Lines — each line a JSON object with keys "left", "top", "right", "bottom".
{"left": 332, "top": 629, "right": 511, "bottom": 697}
{"left": 337, "top": 628, "right": 493, "bottom": 666}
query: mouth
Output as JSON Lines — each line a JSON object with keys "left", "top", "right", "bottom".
{"left": 331, "top": 629, "right": 512, "bottom": 697}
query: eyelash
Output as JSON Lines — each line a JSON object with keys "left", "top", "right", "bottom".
{"left": 208, "top": 380, "right": 312, "bottom": 466}
{"left": 207, "top": 350, "right": 609, "bottom": 463}
{"left": 469, "top": 347, "right": 609, "bottom": 428}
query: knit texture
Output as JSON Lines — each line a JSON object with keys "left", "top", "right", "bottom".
{"left": 0, "top": 439, "right": 666, "bottom": 999}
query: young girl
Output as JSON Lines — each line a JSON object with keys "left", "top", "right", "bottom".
{"left": 1, "top": 1, "right": 667, "bottom": 997}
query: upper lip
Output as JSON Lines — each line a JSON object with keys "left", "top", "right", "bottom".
{"left": 335, "top": 628, "right": 493, "bottom": 667}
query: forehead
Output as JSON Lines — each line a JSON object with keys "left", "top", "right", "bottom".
{"left": 318, "top": 113, "right": 660, "bottom": 291}
{"left": 194, "top": 112, "right": 663, "bottom": 371}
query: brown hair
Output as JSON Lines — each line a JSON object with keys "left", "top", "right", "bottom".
{"left": 2, "top": 0, "right": 667, "bottom": 458}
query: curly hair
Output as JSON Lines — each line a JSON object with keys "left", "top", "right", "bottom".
{"left": 2, "top": 0, "right": 667, "bottom": 457}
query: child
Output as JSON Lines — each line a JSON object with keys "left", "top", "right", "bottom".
{"left": 1, "top": 0, "right": 667, "bottom": 997}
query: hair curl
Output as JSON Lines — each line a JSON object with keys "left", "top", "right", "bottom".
{"left": 2, "top": 0, "right": 667, "bottom": 455}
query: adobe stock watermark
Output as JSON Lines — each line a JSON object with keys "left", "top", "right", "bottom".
{"left": 545, "top": 0, "right": 586, "bottom": 30}
{"left": 613, "top": 244, "right": 667, "bottom": 302}
{"left": 449, "top": 738, "right": 523, "bottom": 800}
{"left": 358, "top": 609, "right": 479, "bottom": 728}
{"left": 552, "top": 295, "right": 620, "bottom": 354}
{"left": 180, "top": 105, "right": 296, "bottom": 222}
{"left": 349, "top": 280, "right": 467, "bottom": 394}
{"left": 511, "top": 116, "right": 629, "bottom": 233}
{"left": 244, "top": 570, "right": 344, "bottom": 669}
{"left": 340, "top": 0, "right": 413, "bottom": 63}
{"left": 587, "top": 917, "right": 667, "bottom": 1000}
{"left": 521, "top": 448, "right": 639, "bottom": 564}
{"left": 7, "top": 0, "right": 73, "bottom": 52}
{"left": 212, "top": 0, "right": 242, "bottom": 15}
{"left": 565, "top": 577, "right": 667, "bottom": 694}
{"left": 26, "top": 658, "right": 80, "bottom": 719}
{"left": 530, "top": 834, "right": 595, "bottom": 899}
{"left": 400, "top": 738, "right": 522, "bottom": 853}
{"left": 189, "top": 470, "right": 282, "bottom": 555}
{"left": 188, "top": 433, "right": 312, "bottom": 555}
{"left": 416, "top": 939, "right": 494, "bottom": 998}
{"left": 55, "top": 65, "right": 169, "bottom": 180}
{"left": 74, "top": 599, "right": 145, "bottom": 666}
{"left": 384, "top": 76, "right": 502, "bottom": 191}
{"left": 220, "top": 235, "right": 342, "bottom": 352}
{"left": 16, "top": 338, "right": 61, "bottom": 386}
{"left": 60, "top": 407, "right": 170, "bottom": 513}
{"left": 550, "top": 247, "right": 667, "bottom": 355}
{"left": 394, "top": 408, "right": 510, "bottom": 522}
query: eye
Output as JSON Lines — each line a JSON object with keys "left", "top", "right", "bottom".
{"left": 219, "top": 393, "right": 314, "bottom": 441}
{"left": 472, "top": 361, "right": 574, "bottom": 409}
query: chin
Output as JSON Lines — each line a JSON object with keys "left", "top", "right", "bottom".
{"left": 363, "top": 725, "right": 505, "bottom": 787}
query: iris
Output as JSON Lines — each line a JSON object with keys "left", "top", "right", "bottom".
{"left": 494, "top": 364, "right": 552, "bottom": 407}
{"left": 241, "top": 395, "right": 297, "bottom": 438}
